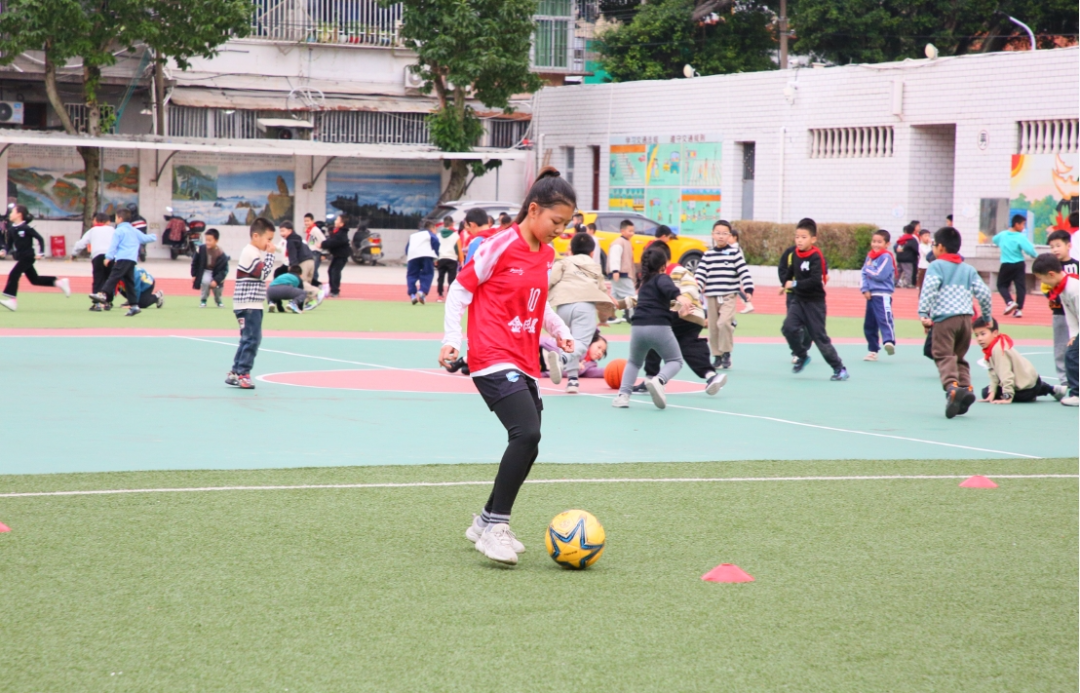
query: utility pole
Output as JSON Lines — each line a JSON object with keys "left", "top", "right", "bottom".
{"left": 779, "top": 0, "right": 789, "bottom": 69}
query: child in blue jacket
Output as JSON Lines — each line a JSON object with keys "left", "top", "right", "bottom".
{"left": 992, "top": 214, "right": 1037, "bottom": 317}
{"left": 860, "top": 229, "right": 896, "bottom": 360}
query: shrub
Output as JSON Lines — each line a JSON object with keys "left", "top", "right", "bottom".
{"left": 733, "top": 220, "right": 878, "bottom": 270}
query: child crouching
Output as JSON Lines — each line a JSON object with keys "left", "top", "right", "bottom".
{"left": 972, "top": 316, "right": 1067, "bottom": 404}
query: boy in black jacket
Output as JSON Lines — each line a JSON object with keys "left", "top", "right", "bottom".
{"left": 191, "top": 228, "right": 230, "bottom": 307}
{"left": 0, "top": 204, "right": 71, "bottom": 311}
{"left": 320, "top": 214, "right": 352, "bottom": 297}
{"left": 780, "top": 218, "right": 848, "bottom": 380}
{"left": 778, "top": 243, "right": 812, "bottom": 361}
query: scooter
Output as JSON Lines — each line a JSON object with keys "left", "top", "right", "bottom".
{"left": 163, "top": 208, "right": 205, "bottom": 260}
{"left": 351, "top": 224, "right": 382, "bottom": 265}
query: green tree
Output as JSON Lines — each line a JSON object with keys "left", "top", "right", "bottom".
{"left": 791, "top": 0, "right": 1078, "bottom": 65}
{"left": 597, "top": 0, "right": 776, "bottom": 82}
{"left": 391, "top": 0, "right": 543, "bottom": 202}
{"left": 0, "top": 0, "right": 249, "bottom": 228}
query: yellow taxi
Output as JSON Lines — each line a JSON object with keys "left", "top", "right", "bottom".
{"left": 551, "top": 211, "right": 709, "bottom": 271}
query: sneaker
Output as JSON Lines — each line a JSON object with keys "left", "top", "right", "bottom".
{"left": 237, "top": 374, "right": 255, "bottom": 390}
{"left": 466, "top": 515, "right": 524, "bottom": 553}
{"left": 883, "top": 342, "right": 895, "bottom": 356}
{"left": 864, "top": 351, "right": 878, "bottom": 361}
{"left": 739, "top": 303, "right": 755, "bottom": 314}
{"left": 1014, "top": 309, "right": 1022, "bottom": 318}
{"left": 712, "top": 355, "right": 724, "bottom": 369}
{"left": 56, "top": 278, "right": 70, "bottom": 297}
{"left": 125, "top": 306, "right": 141, "bottom": 317}
{"left": 88, "top": 292, "right": 108, "bottom": 304}
{"left": 565, "top": 376, "right": 580, "bottom": 394}
{"left": 1061, "top": 395, "right": 1080, "bottom": 407}
{"left": 606, "top": 317, "right": 625, "bottom": 325}
{"left": 225, "top": 372, "right": 240, "bottom": 387}
{"left": 831, "top": 367, "right": 850, "bottom": 381}
{"left": 0, "top": 296, "right": 16, "bottom": 312}
{"left": 410, "top": 294, "right": 418, "bottom": 305}
{"left": 945, "top": 382, "right": 973, "bottom": 419}
{"left": 720, "top": 352, "right": 732, "bottom": 370}
{"left": 958, "top": 386, "right": 976, "bottom": 415}
{"left": 329, "top": 292, "right": 340, "bottom": 298}
{"left": 89, "top": 303, "right": 103, "bottom": 312}
{"left": 418, "top": 293, "right": 426, "bottom": 305}
{"left": 285, "top": 301, "right": 301, "bottom": 314}
{"left": 268, "top": 304, "right": 277, "bottom": 313}
{"left": 318, "top": 285, "right": 330, "bottom": 301}
{"left": 1052, "top": 385, "right": 1068, "bottom": 401}
{"left": 216, "top": 302, "right": 224, "bottom": 308}
{"left": 155, "top": 291, "right": 164, "bottom": 309}
{"left": 631, "top": 382, "right": 648, "bottom": 394}
{"left": 545, "top": 350, "right": 563, "bottom": 385}
{"left": 1003, "top": 301, "right": 1018, "bottom": 316}
{"left": 199, "top": 302, "right": 207, "bottom": 308}
{"left": 705, "top": 373, "right": 727, "bottom": 396}
{"left": 611, "top": 392, "right": 631, "bottom": 408}
{"left": 103, "top": 303, "right": 112, "bottom": 311}
{"left": 792, "top": 354, "right": 811, "bottom": 373}
{"left": 475, "top": 523, "right": 519, "bottom": 565}
{"left": 644, "top": 377, "right": 667, "bottom": 409}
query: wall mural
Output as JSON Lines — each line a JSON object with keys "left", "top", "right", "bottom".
{"left": 8, "top": 159, "right": 139, "bottom": 220}
{"left": 1006, "top": 153, "right": 1078, "bottom": 244}
{"left": 609, "top": 135, "right": 722, "bottom": 235}
{"left": 325, "top": 160, "right": 441, "bottom": 229}
{"left": 171, "top": 163, "right": 294, "bottom": 225}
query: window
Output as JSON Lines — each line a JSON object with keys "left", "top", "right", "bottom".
{"left": 809, "top": 126, "right": 893, "bottom": 158}
{"left": 168, "top": 105, "right": 208, "bottom": 138}
{"left": 533, "top": 0, "right": 572, "bottom": 69}
{"left": 250, "top": 0, "right": 403, "bottom": 46}
{"left": 487, "top": 119, "right": 529, "bottom": 149}
{"left": 1017, "top": 119, "right": 1079, "bottom": 154}
{"left": 563, "top": 146, "right": 575, "bottom": 185}
{"left": 64, "top": 103, "right": 117, "bottom": 134}
{"left": 315, "top": 111, "right": 430, "bottom": 144}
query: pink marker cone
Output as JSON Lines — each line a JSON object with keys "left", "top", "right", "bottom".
{"left": 0, "top": 521, "right": 10, "bottom": 532}
{"left": 959, "top": 475, "right": 998, "bottom": 489}
{"left": 702, "top": 564, "right": 754, "bottom": 583}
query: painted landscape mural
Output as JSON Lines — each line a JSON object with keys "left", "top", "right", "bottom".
{"left": 171, "top": 163, "right": 294, "bottom": 225}
{"left": 1009, "top": 153, "right": 1079, "bottom": 244}
{"left": 326, "top": 161, "right": 440, "bottom": 229}
{"left": 8, "top": 161, "right": 139, "bottom": 220}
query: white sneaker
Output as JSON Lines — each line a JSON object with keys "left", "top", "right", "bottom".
{"left": 545, "top": 350, "right": 563, "bottom": 385}
{"left": 883, "top": 342, "right": 895, "bottom": 356}
{"left": 644, "top": 377, "right": 667, "bottom": 409}
{"left": 611, "top": 392, "right": 630, "bottom": 408}
{"left": 738, "top": 303, "right": 754, "bottom": 314}
{"left": 1052, "top": 385, "right": 1068, "bottom": 401}
{"left": 0, "top": 296, "right": 15, "bottom": 311}
{"left": 705, "top": 373, "right": 727, "bottom": 396}
{"left": 466, "top": 514, "right": 524, "bottom": 553}
{"left": 56, "top": 278, "right": 70, "bottom": 297}
{"left": 475, "top": 523, "right": 519, "bottom": 565}
{"left": 318, "top": 285, "right": 330, "bottom": 301}
{"left": 863, "top": 351, "right": 878, "bottom": 361}
{"left": 1004, "top": 301, "right": 1018, "bottom": 315}
{"left": 1061, "top": 395, "right": 1079, "bottom": 407}
{"left": 1014, "top": 309, "right": 1023, "bottom": 318}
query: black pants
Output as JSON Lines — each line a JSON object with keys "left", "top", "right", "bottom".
{"left": 645, "top": 320, "right": 712, "bottom": 380}
{"left": 436, "top": 258, "right": 458, "bottom": 297}
{"left": 100, "top": 260, "right": 137, "bottom": 301}
{"left": 484, "top": 387, "right": 543, "bottom": 517}
{"left": 782, "top": 298, "right": 843, "bottom": 370}
{"left": 3, "top": 257, "right": 56, "bottom": 297}
{"left": 981, "top": 378, "right": 1054, "bottom": 402}
{"left": 327, "top": 256, "right": 347, "bottom": 295}
{"left": 91, "top": 255, "right": 110, "bottom": 295}
{"left": 997, "top": 261, "right": 1027, "bottom": 309}
{"left": 785, "top": 293, "right": 813, "bottom": 355}
{"left": 123, "top": 282, "right": 158, "bottom": 309}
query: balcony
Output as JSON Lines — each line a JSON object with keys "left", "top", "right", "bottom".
{"left": 249, "top": 0, "right": 403, "bottom": 47}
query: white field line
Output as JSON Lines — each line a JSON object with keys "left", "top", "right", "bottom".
{"left": 1, "top": 474, "right": 1076, "bottom": 499}
{"left": 177, "top": 336, "right": 1043, "bottom": 460}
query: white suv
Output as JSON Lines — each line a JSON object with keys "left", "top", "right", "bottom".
{"left": 422, "top": 200, "right": 519, "bottom": 228}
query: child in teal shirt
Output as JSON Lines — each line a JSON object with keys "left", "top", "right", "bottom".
{"left": 268, "top": 265, "right": 307, "bottom": 313}
{"left": 992, "top": 214, "right": 1037, "bottom": 317}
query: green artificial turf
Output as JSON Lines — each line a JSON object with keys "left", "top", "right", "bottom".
{"left": 0, "top": 460, "right": 1076, "bottom": 692}
{"left": 0, "top": 292, "right": 1055, "bottom": 340}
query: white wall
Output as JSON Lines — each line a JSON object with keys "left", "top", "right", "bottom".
{"left": 532, "top": 47, "right": 1080, "bottom": 249}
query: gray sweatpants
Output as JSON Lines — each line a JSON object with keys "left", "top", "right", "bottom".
{"left": 1053, "top": 314, "right": 1069, "bottom": 382}
{"left": 555, "top": 302, "right": 598, "bottom": 378}
{"left": 267, "top": 284, "right": 306, "bottom": 309}
{"left": 619, "top": 324, "right": 683, "bottom": 395}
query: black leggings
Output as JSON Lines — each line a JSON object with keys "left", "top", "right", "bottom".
{"left": 982, "top": 378, "right": 1054, "bottom": 402}
{"left": 3, "top": 257, "right": 56, "bottom": 297}
{"left": 997, "top": 261, "right": 1027, "bottom": 309}
{"left": 436, "top": 258, "right": 458, "bottom": 296}
{"left": 484, "top": 389, "right": 543, "bottom": 517}
{"left": 327, "top": 256, "right": 347, "bottom": 295}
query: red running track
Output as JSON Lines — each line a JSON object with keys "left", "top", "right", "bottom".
{"left": 12, "top": 276, "right": 1053, "bottom": 326}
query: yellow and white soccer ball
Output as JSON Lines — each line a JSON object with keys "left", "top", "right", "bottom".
{"left": 545, "top": 509, "right": 606, "bottom": 569}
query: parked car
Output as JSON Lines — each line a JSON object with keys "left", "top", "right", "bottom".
{"left": 552, "top": 211, "right": 708, "bottom": 272}
{"left": 421, "top": 200, "right": 519, "bottom": 229}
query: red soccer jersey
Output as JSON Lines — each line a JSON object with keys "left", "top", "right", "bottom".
{"left": 456, "top": 225, "right": 554, "bottom": 379}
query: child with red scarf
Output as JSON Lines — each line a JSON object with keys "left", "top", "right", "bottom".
{"left": 1032, "top": 252, "right": 1080, "bottom": 406}
{"left": 894, "top": 223, "right": 920, "bottom": 288}
{"left": 918, "top": 226, "right": 994, "bottom": 418}
{"left": 860, "top": 229, "right": 896, "bottom": 361}
{"left": 972, "top": 316, "right": 1066, "bottom": 403}
{"left": 781, "top": 218, "right": 849, "bottom": 381}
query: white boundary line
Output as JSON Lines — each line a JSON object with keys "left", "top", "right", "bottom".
{"left": 1, "top": 474, "right": 1076, "bottom": 499}
{"left": 175, "top": 335, "right": 1046, "bottom": 460}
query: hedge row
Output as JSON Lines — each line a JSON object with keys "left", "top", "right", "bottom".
{"left": 733, "top": 221, "right": 878, "bottom": 270}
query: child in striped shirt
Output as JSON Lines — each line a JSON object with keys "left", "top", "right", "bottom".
{"left": 694, "top": 220, "right": 753, "bottom": 370}
{"left": 226, "top": 218, "right": 277, "bottom": 390}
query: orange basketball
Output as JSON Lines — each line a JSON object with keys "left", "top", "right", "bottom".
{"left": 604, "top": 358, "right": 627, "bottom": 389}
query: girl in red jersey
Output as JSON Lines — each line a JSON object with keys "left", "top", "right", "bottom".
{"left": 439, "top": 168, "right": 575, "bottom": 566}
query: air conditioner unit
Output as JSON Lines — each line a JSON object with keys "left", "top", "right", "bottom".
{"left": 0, "top": 101, "right": 25, "bottom": 124}
{"left": 256, "top": 117, "right": 312, "bottom": 140}
{"left": 404, "top": 69, "right": 425, "bottom": 90}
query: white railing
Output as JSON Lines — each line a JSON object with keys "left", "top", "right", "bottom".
{"left": 809, "top": 126, "right": 894, "bottom": 158}
{"left": 315, "top": 110, "right": 430, "bottom": 144}
{"left": 250, "top": 0, "right": 403, "bottom": 47}
{"left": 1017, "top": 119, "right": 1079, "bottom": 154}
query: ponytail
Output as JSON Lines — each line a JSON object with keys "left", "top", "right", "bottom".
{"left": 514, "top": 167, "right": 577, "bottom": 225}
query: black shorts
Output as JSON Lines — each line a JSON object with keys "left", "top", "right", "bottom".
{"left": 472, "top": 369, "right": 543, "bottom": 412}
